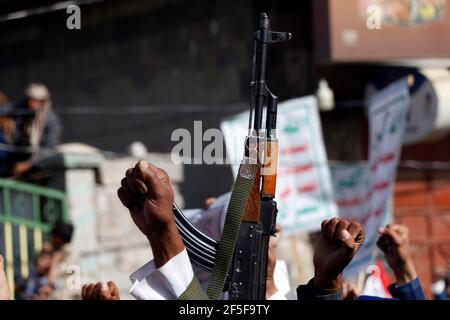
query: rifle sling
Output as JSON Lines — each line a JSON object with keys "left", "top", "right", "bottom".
{"left": 206, "top": 161, "right": 259, "bottom": 300}
{"left": 179, "top": 277, "right": 209, "bottom": 300}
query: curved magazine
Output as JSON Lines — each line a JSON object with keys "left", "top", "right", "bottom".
{"left": 173, "top": 203, "right": 218, "bottom": 272}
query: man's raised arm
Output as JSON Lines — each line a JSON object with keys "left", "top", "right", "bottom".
{"left": 377, "top": 224, "right": 425, "bottom": 300}
{"left": 117, "top": 160, "right": 198, "bottom": 300}
{"left": 297, "top": 218, "right": 365, "bottom": 300}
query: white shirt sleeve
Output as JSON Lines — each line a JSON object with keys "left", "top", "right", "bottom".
{"left": 129, "top": 248, "right": 193, "bottom": 300}
{"left": 267, "top": 291, "right": 288, "bottom": 300}
{"left": 266, "top": 260, "right": 290, "bottom": 300}
{"left": 129, "top": 248, "right": 290, "bottom": 300}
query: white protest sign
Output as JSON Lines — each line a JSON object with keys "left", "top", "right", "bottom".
{"left": 330, "top": 162, "right": 392, "bottom": 276}
{"left": 221, "top": 96, "right": 337, "bottom": 233}
{"left": 330, "top": 162, "right": 369, "bottom": 223}
{"left": 333, "top": 79, "right": 409, "bottom": 276}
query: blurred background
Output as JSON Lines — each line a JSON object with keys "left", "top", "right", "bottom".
{"left": 0, "top": 0, "right": 449, "bottom": 300}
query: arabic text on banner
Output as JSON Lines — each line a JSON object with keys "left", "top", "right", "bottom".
{"left": 334, "top": 79, "right": 410, "bottom": 276}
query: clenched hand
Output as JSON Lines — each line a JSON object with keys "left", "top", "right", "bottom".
{"left": 82, "top": 281, "right": 120, "bottom": 300}
{"left": 117, "top": 160, "right": 184, "bottom": 268}
{"left": 313, "top": 218, "right": 365, "bottom": 289}
{"left": 377, "top": 224, "right": 417, "bottom": 285}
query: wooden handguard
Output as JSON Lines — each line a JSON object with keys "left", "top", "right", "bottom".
{"left": 262, "top": 139, "right": 278, "bottom": 199}
{"left": 242, "top": 163, "right": 261, "bottom": 223}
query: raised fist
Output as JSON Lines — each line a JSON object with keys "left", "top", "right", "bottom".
{"left": 313, "top": 218, "right": 365, "bottom": 289}
{"left": 117, "top": 160, "right": 184, "bottom": 267}
{"left": 118, "top": 160, "right": 175, "bottom": 234}
{"left": 82, "top": 281, "right": 120, "bottom": 300}
{"left": 377, "top": 224, "right": 417, "bottom": 285}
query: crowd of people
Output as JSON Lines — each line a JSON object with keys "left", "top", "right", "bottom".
{"left": 80, "top": 160, "right": 447, "bottom": 300}
{"left": 0, "top": 160, "right": 449, "bottom": 300}
{"left": 0, "top": 83, "right": 448, "bottom": 300}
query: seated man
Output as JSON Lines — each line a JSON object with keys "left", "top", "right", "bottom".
{"left": 10, "top": 83, "right": 62, "bottom": 177}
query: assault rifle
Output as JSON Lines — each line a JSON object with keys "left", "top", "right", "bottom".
{"left": 173, "top": 13, "right": 291, "bottom": 300}
{"left": 227, "top": 12, "right": 291, "bottom": 300}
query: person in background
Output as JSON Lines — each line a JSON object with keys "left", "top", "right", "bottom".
{"left": 0, "top": 255, "right": 10, "bottom": 300}
{"left": 16, "top": 249, "right": 57, "bottom": 300}
{"left": 10, "top": 83, "right": 61, "bottom": 177}
{"left": 431, "top": 264, "right": 449, "bottom": 300}
{"left": 376, "top": 224, "right": 425, "bottom": 300}
{"left": 50, "top": 222, "right": 74, "bottom": 253}
{"left": 46, "top": 221, "right": 80, "bottom": 300}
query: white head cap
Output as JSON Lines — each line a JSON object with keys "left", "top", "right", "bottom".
{"left": 25, "top": 83, "right": 51, "bottom": 101}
